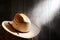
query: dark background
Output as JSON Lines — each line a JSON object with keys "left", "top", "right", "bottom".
{"left": 0, "top": 0, "right": 60, "bottom": 40}
{"left": 0, "top": 0, "right": 35, "bottom": 24}
{"left": 0, "top": 0, "right": 24, "bottom": 23}
{"left": 0, "top": 0, "right": 11, "bottom": 23}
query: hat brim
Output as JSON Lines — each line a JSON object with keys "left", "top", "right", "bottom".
{"left": 2, "top": 21, "right": 40, "bottom": 38}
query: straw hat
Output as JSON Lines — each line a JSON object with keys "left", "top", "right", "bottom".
{"left": 2, "top": 13, "right": 40, "bottom": 38}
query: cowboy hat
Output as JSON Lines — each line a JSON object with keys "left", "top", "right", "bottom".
{"left": 2, "top": 13, "right": 40, "bottom": 38}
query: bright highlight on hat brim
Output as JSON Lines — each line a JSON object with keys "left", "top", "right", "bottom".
{"left": 2, "top": 21, "right": 40, "bottom": 38}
